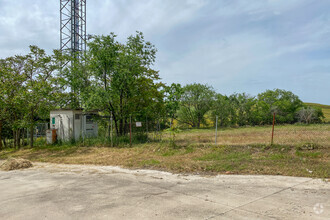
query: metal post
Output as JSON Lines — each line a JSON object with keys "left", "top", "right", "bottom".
{"left": 130, "top": 115, "right": 132, "bottom": 146}
{"left": 215, "top": 116, "right": 218, "bottom": 145}
{"left": 271, "top": 113, "right": 276, "bottom": 145}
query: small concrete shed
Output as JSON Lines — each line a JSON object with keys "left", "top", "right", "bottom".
{"left": 49, "top": 109, "right": 98, "bottom": 142}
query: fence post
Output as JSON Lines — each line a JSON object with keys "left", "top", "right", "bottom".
{"left": 215, "top": 116, "right": 218, "bottom": 145}
{"left": 271, "top": 113, "right": 276, "bottom": 145}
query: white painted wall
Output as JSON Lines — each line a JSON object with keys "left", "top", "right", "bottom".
{"left": 50, "top": 110, "right": 98, "bottom": 141}
{"left": 50, "top": 110, "right": 74, "bottom": 141}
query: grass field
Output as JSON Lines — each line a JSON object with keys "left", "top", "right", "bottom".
{"left": 1, "top": 124, "right": 329, "bottom": 178}
{"left": 305, "top": 102, "right": 330, "bottom": 122}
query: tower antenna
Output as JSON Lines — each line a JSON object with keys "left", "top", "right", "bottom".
{"left": 60, "top": 0, "right": 86, "bottom": 56}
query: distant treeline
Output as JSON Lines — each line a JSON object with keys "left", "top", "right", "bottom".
{"left": 0, "top": 32, "right": 325, "bottom": 149}
{"left": 168, "top": 84, "right": 325, "bottom": 128}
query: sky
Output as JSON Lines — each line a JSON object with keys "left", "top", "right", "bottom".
{"left": 0, "top": 0, "right": 330, "bottom": 104}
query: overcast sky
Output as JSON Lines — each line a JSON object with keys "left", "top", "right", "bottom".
{"left": 1, "top": 0, "right": 329, "bottom": 104}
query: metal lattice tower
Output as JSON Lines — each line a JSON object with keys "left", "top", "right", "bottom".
{"left": 60, "top": 0, "right": 86, "bottom": 55}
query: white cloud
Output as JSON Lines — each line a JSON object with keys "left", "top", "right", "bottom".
{"left": 0, "top": 0, "right": 329, "bottom": 103}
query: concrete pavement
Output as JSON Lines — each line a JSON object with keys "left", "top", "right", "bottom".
{"left": 0, "top": 163, "right": 329, "bottom": 219}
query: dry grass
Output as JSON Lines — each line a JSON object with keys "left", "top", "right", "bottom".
{"left": 0, "top": 158, "right": 33, "bottom": 171}
{"left": 0, "top": 124, "right": 329, "bottom": 178}
{"left": 170, "top": 124, "right": 330, "bottom": 147}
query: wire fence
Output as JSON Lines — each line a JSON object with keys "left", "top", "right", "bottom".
{"left": 2, "top": 118, "right": 329, "bottom": 148}
{"left": 172, "top": 123, "right": 330, "bottom": 148}
{"left": 97, "top": 116, "right": 330, "bottom": 148}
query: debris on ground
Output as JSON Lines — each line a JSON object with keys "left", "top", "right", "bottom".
{"left": 0, "top": 158, "right": 33, "bottom": 171}
{"left": 306, "top": 168, "right": 313, "bottom": 173}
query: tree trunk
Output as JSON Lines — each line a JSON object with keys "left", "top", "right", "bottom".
{"left": 108, "top": 102, "right": 119, "bottom": 136}
{"left": 112, "top": 114, "right": 119, "bottom": 136}
{"left": 30, "top": 109, "right": 34, "bottom": 148}
{"left": 119, "top": 118, "right": 123, "bottom": 136}
{"left": 0, "top": 120, "right": 2, "bottom": 150}
{"left": 30, "top": 126, "right": 34, "bottom": 148}
{"left": 17, "top": 129, "right": 21, "bottom": 148}
{"left": 170, "top": 114, "right": 174, "bottom": 128}
{"left": 13, "top": 130, "right": 17, "bottom": 148}
{"left": 108, "top": 117, "right": 111, "bottom": 137}
{"left": 21, "top": 129, "right": 26, "bottom": 146}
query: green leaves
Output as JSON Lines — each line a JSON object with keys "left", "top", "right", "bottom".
{"left": 78, "top": 32, "right": 163, "bottom": 135}
{"left": 178, "top": 83, "right": 215, "bottom": 128}
{"left": 257, "top": 89, "right": 303, "bottom": 124}
{"left": 0, "top": 45, "right": 62, "bottom": 147}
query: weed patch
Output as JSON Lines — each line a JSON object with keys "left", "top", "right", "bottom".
{"left": 140, "top": 159, "right": 160, "bottom": 167}
{"left": 0, "top": 124, "right": 329, "bottom": 178}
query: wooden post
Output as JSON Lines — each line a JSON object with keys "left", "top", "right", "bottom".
{"left": 271, "top": 113, "right": 276, "bottom": 145}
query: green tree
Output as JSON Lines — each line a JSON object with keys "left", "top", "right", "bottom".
{"left": 164, "top": 83, "right": 183, "bottom": 127}
{"left": 257, "top": 89, "right": 303, "bottom": 124}
{"left": 82, "top": 32, "right": 163, "bottom": 136}
{"left": 22, "top": 46, "right": 61, "bottom": 147}
{"left": 230, "top": 93, "right": 257, "bottom": 126}
{"left": 0, "top": 56, "right": 27, "bottom": 148}
{"left": 212, "top": 94, "right": 235, "bottom": 127}
{"left": 0, "top": 59, "right": 12, "bottom": 149}
{"left": 177, "top": 83, "right": 215, "bottom": 128}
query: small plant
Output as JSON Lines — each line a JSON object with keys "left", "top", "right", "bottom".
{"left": 296, "top": 143, "right": 320, "bottom": 151}
{"left": 165, "top": 126, "right": 182, "bottom": 148}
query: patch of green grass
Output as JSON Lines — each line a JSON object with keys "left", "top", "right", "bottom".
{"left": 140, "top": 159, "right": 160, "bottom": 166}
{"left": 161, "top": 150, "right": 177, "bottom": 157}
{"left": 159, "top": 144, "right": 196, "bottom": 157}
{"left": 204, "top": 160, "right": 250, "bottom": 172}
{"left": 184, "top": 146, "right": 195, "bottom": 154}
{"left": 267, "top": 153, "right": 288, "bottom": 160}
{"left": 197, "top": 149, "right": 252, "bottom": 162}
{"left": 295, "top": 151, "right": 322, "bottom": 158}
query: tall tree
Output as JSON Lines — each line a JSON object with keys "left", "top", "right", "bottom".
{"left": 178, "top": 83, "right": 215, "bottom": 128}
{"left": 230, "top": 93, "right": 257, "bottom": 126}
{"left": 83, "top": 32, "right": 163, "bottom": 136}
{"left": 164, "top": 83, "right": 183, "bottom": 127}
{"left": 22, "top": 46, "right": 61, "bottom": 147}
{"left": 257, "top": 89, "right": 303, "bottom": 124}
{"left": 212, "top": 94, "right": 235, "bottom": 127}
{"left": 0, "top": 56, "right": 27, "bottom": 148}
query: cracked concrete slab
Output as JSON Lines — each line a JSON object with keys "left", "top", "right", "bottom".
{"left": 0, "top": 163, "right": 329, "bottom": 220}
